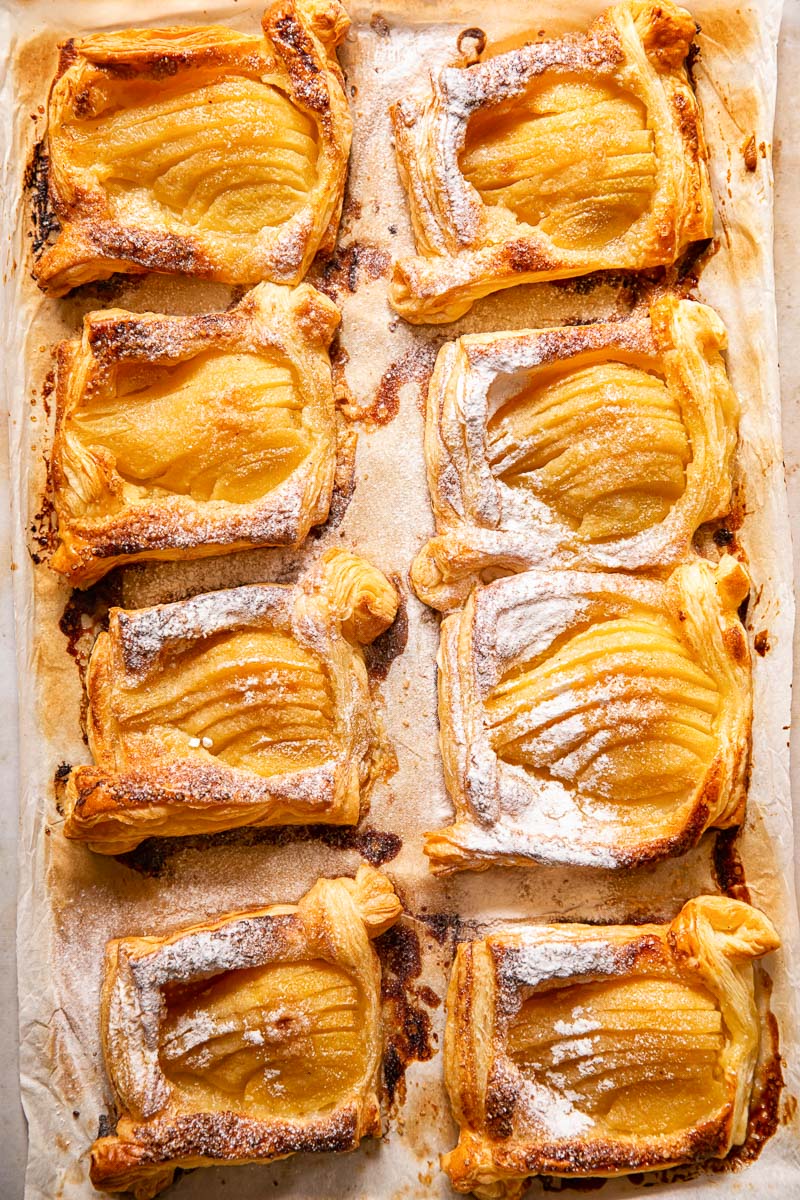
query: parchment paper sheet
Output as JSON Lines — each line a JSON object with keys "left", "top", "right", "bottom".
{"left": 2, "top": 0, "right": 800, "bottom": 1196}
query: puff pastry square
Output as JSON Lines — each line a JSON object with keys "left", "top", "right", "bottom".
{"left": 63, "top": 551, "right": 398, "bottom": 853}
{"left": 391, "top": 0, "right": 712, "bottom": 324}
{"left": 412, "top": 296, "right": 739, "bottom": 612}
{"left": 443, "top": 896, "right": 779, "bottom": 1197}
{"left": 34, "top": 0, "right": 352, "bottom": 295}
{"left": 426, "top": 555, "right": 751, "bottom": 874}
{"left": 90, "top": 865, "right": 402, "bottom": 1197}
{"left": 50, "top": 282, "right": 341, "bottom": 587}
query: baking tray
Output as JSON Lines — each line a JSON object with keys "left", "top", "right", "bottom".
{"left": 1, "top": 0, "right": 799, "bottom": 1196}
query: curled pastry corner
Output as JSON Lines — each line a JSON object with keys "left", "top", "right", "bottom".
{"left": 61, "top": 553, "right": 398, "bottom": 853}
{"left": 410, "top": 295, "right": 741, "bottom": 613}
{"left": 49, "top": 282, "right": 343, "bottom": 588}
{"left": 33, "top": 0, "right": 352, "bottom": 295}
{"left": 307, "top": 547, "right": 400, "bottom": 644}
{"left": 89, "top": 866, "right": 401, "bottom": 1197}
{"left": 424, "top": 554, "right": 752, "bottom": 875}
{"left": 389, "top": 0, "right": 711, "bottom": 324}
{"left": 442, "top": 895, "right": 780, "bottom": 1198}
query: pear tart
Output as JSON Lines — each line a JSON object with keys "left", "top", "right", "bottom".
{"left": 90, "top": 866, "right": 402, "bottom": 1197}
{"left": 426, "top": 555, "right": 751, "bottom": 874}
{"left": 34, "top": 0, "right": 352, "bottom": 295}
{"left": 443, "top": 896, "right": 779, "bottom": 1197}
{"left": 50, "top": 283, "right": 341, "bottom": 587}
{"left": 412, "top": 296, "right": 740, "bottom": 611}
{"left": 390, "top": 0, "right": 712, "bottom": 323}
{"left": 62, "top": 551, "right": 398, "bottom": 853}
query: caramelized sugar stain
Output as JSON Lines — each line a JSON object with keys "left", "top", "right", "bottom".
{"left": 712, "top": 827, "right": 750, "bottom": 903}
{"left": 672, "top": 236, "right": 717, "bottom": 294}
{"left": 364, "top": 579, "right": 408, "bottom": 682}
{"left": 375, "top": 921, "right": 437, "bottom": 1106}
{"left": 312, "top": 240, "right": 391, "bottom": 300}
{"left": 115, "top": 822, "right": 402, "bottom": 877}
{"left": 456, "top": 28, "right": 487, "bottom": 66}
{"left": 753, "top": 630, "right": 770, "bottom": 657}
{"left": 330, "top": 336, "right": 355, "bottom": 409}
{"left": 370, "top": 342, "right": 441, "bottom": 426}
{"left": 712, "top": 526, "right": 736, "bottom": 549}
{"left": 743, "top": 134, "right": 758, "bottom": 171}
{"left": 38, "top": 366, "right": 55, "bottom": 420}
{"left": 326, "top": 446, "right": 358, "bottom": 531}
{"left": 29, "top": 366, "right": 58, "bottom": 564}
{"left": 369, "top": 13, "right": 391, "bottom": 38}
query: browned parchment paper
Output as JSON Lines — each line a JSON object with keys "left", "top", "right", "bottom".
{"left": 1, "top": 0, "right": 799, "bottom": 1196}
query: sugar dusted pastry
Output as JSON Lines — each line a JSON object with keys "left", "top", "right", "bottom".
{"left": 443, "top": 896, "right": 779, "bottom": 1197}
{"left": 90, "top": 865, "right": 402, "bottom": 1197}
{"left": 412, "top": 296, "right": 739, "bottom": 612}
{"left": 426, "top": 555, "right": 751, "bottom": 874}
{"left": 62, "top": 551, "right": 398, "bottom": 853}
{"left": 50, "top": 283, "right": 341, "bottom": 587}
{"left": 391, "top": 0, "right": 712, "bottom": 324}
{"left": 34, "top": 0, "right": 352, "bottom": 295}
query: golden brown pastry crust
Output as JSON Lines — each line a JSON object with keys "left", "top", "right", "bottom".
{"left": 390, "top": 0, "right": 712, "bottom": 324}
{"left": 90, "top": 865, "right": 402, "bottom": 1197}
{"left": 63, "top": 551, "right": 398, "bottom": 853}
{"left": 426, "top": 555, "right": 751, "bottom": 874}
{"left": 412, "top": 296, "right": 740, "bottom": 612}
{"left": 34, "top": 0, "right": 352, "bottom": 295}
{"left": 50, "top": 282, "right": 341, "bottom": 587}
{"left": 443, "top": 896, "right": 779, "bottom": 1197}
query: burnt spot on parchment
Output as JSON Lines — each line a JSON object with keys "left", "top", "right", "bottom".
{"left": 29, "top": 370, "right": 59, "bottom": 565}
{"left": 53, "top": 761, "right": 72, "bottom": 815}
{"left": 25, "top": 140, "right": 60, "bottom": 258}
{"left": 30, "top": 491, "right": 57, "bottom": 566}
{"left": 116, "top": 822, "right": 403, "bottom": 878}
{"left": 96, "top": 1113, "right": 116, "bottom": 1139}
{"left": 375, "top": 920, "right": 437, "bottom": 1106}
{"left": 364, "top": 579, "right": 408, "bottom": 682}
{"left": 310, "top": 421, "right": 357, "bottom": 538}
{"left": 417, "top": 911, "right": 478, "bottom": 949}
{"left": 59, "top": 574, "right": 123, "bottom": 730}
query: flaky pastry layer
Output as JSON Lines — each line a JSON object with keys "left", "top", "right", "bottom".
{"left": 426, "top": 555, "right": 751, "bottom": 874}
{"left": 90, "top": 865, "right": 402, "bottom": 1197}
{"left": 391, "top": 0, "right": 712, "bottom": 323}
{"left": 50, "top": 282, "right": 341, "bottom": 587}
{"left": 412, "top": 296, "right": 739, "bottom": 612}
{"left": 35, "top": 0, "right": 352, "bottom": 295}
{"left": 443, "top": 896, "right": 779, "bottom": 1197}
{"left": 63, "top": 550, "right": 398, "bottom": 853}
